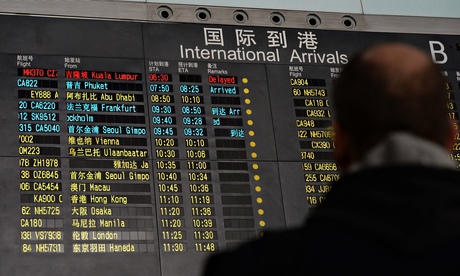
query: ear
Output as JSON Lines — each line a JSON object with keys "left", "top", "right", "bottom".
{"left": 332, "top": 121, "right": 353, "bottom": 172}
{"left": 445, "top": 121, "right": 457, "bottom": 151}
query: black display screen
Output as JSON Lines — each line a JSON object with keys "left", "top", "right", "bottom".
{"left": 0, "top": 14, "right": 459, "bottom": 276}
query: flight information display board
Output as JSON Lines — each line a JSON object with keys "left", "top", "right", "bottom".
{"left": 0, "top": 14, "right": 459, "bottom": 276}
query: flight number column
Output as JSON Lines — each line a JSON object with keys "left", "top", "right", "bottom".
{"left": 291, "top": 66, "right": 338, "bottom": 209}
{"left": 17, "top": 55, "right": 64, "bottom": 253}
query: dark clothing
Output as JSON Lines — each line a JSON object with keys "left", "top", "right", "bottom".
{"left": 202, "top": 165, "right": 460, "bottom": 275}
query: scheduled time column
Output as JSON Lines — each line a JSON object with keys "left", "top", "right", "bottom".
{"left": 148, "top": 70, "right": 187, "bottom": 253}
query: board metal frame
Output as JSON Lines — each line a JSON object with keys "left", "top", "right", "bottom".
{"left": 0, "top": 1, "right": 459, "bottom": 35}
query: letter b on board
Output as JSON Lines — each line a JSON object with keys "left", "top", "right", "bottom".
{"left": 429, "top": 41, "right": 448, "bottom": 64}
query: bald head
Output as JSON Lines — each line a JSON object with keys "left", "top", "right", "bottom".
{"left": 362, "top": 43, "right": 437, "bottom": 98}
{"left": 332, "top": 42, "right": 449, "bottom": 163}
{"left": 363, "top": 43, "right": 433, "bottom": 77}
